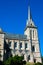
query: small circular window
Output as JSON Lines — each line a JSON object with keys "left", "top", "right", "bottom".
{"left": 31, "top": 23, "right": 32, "bottom": 26}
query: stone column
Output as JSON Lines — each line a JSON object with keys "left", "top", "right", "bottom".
{"left": 29, "top": 53, "right": 34, "bottom": 62}
{"left": 22, "top": 41, "right": 25, "bottom": 50}
{"left": 17, "top": 40, "right": 19, "bottom": 50}
{"left": 10, "top": 40, "right": 14, "bottom": 56}
{"left": 24, "top": 54, "right": 27, "bottom": 61}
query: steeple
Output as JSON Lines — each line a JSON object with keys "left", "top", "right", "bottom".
{"left": 26, "top": 6, "right": 35, "bottom": 27}
{"left": 28, "top": 6, "right": 32, "bottom": 21}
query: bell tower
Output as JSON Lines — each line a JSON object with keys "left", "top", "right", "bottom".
{"left": 24, "top": 6, "right": 42, "bottom": 63}
{"left": 24, "top": 6, "right": 37, "bottom": 40}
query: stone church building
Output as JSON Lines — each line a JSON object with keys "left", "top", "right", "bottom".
{"left": 0, "top": 6, "right": 42, "bottom": 63}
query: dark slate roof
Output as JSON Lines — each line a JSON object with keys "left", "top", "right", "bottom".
{"left": 5, "top": 33, "right": 27, "bottom": 40}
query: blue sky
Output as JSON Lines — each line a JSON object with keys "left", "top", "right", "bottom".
{"left": 0, "top": 0, "right": 43, "bottom": 56}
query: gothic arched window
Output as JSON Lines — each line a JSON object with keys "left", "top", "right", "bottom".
{"left": 9, "top": 41, "right": 11, "bottom": 47}
{"left": 32, "top": 46, "right": 35, "bottom": 52}
{"left": 25, "top": 43, "right": 27, "bottom": 50}
{"left": 20, "top": 42, "right": 22, "bottom": 49}
{"left": 27, "top": 55, "right": 30, "bottom": 61}
{"left": 14, "top": 42, "right": 17, "bottom": 49}
{"left": 33, "top": 30, "right": 34, "bottom": 38}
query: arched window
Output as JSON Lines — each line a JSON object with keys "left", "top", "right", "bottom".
{"left": 33, "top": 30, "right": 34, "bottom": 38}
{"left": 14, "top": 42, "right": 17, "bottom": 49}
{"left": 25, "top": 43, "right": 27, "bottom": 50}
{"left": 27, "top": 55, "right": 30, "bottom": 61}
{"left": 32, "top": 46, "right": 35, "bottom": 52}
{"left": 9, "top": 41, "right": 11, "bottom": 47}
{"left": 30, "top": 30, "right": 32, "bottom": 39}
{"left": 34, "top": 59, "right": 36, "bottom": 63}
{"left": 19, "top": 42, "right": 22, "bottom": 49}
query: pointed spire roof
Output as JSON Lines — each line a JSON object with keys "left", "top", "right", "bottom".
{"left": 28, "top": 6, "right": 32, "bottom": 21}
{"left": 26, "top": 6, "right": 36, "bottom": 27}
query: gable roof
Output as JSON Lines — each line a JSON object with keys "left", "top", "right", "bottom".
{"left": 5, "top": 33, "right": 27, "bottom": 40}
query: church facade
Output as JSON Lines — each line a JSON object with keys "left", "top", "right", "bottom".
{"left": 0, "top": 7, "right": 42, "bottom": 63}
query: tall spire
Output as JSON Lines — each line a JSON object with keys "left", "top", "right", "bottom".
{"left": 26, "top": 1, "right": 32, "bottom": 25}
{"left": 26, "top": 0, "right": 35, "bottom": 27}
{"left": 28, "top": 0, "right": 32, "bottom": 20}
{"left": 26, "top": 5, "right": 35, "bottom": 27}
{"left": 28, "top": 6, "right": 32, "bottom": 21}
{"left": 26, "top": 6, "right": 32, "bottom": 26}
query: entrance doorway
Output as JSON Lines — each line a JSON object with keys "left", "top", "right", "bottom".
{"left": 34, "top": 59, "right": 36, "bottom": 63}
{"left": 27, "top": 55, "right": 30, "bottom": 61}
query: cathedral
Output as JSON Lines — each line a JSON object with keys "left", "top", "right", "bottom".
{"left": 0, "top": 6, "right": 42, "bottom": 63}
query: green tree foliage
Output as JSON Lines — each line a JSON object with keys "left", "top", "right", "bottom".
{"left": 34, "top": 62, "right": 42, "bottom": 65}
{"left": 4, "top": 55, "right": 26, "bottom": 65}
{"left": 42, "top": 56, "right": 43, "bottom": 63}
